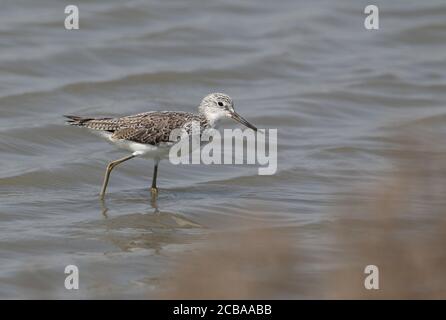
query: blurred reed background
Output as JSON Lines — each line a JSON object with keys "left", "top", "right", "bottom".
{"left": 158, "top": 132, "right": 446, "bottom": 299}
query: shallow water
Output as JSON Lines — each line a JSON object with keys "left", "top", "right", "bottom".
{"left": 1, "top": 0, "right": 446, "bottom": 298}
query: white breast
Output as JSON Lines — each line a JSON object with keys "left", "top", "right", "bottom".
{"left": 90, "top": 129, "right": 172, "bottom": 159}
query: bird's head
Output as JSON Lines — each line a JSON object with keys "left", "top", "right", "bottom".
{"left": 198, "top": 93, "right": 257, "bottom": 131}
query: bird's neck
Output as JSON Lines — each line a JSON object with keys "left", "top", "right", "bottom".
{"left": 198, "top": 110, "right": 222, "bottom": 129}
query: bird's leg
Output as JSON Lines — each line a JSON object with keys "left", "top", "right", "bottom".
{"left": 100, "top": 198, "right": 109, "bottom": 218}
{"left": 150, "top": 159, "right": 159, "bottom": 199}
{"left": 100, "top": 154, "right": 135, "bottom": 199}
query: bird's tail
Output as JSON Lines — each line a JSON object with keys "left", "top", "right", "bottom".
{"left": 64, "top": 115, "right": 93, "bottom": 126}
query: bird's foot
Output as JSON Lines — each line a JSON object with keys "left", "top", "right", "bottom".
{"left": 150, "top": 187, "right": 158, "bottom": 206}
{"left": 150, "top": 187, "right": 158, "bottom": 197}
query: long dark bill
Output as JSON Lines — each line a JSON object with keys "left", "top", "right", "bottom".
{"left": 231, "top": 112, "right": 257, "bottom": 131}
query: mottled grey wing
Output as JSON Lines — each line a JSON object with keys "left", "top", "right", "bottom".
{"left": 65, "top": 112, "right": 162, "bottom": 131}
{"left": 111, "top": 127, "right": 175, "bottom": 145}
{"left": 111, "top": 112, "right": 196, "bottom": 145}
{"left": 66, "top": 111, "right": 202, "bottom": 145}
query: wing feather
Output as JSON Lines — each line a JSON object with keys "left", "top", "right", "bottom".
{"left": 66, "top": 111, "right": 207, "bottom": 145}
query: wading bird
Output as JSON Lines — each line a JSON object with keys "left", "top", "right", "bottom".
{"left": 65, "top": 93, "right": 257, "bottom": 199}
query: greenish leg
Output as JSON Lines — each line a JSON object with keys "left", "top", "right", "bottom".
{"left": 100, "top": 154, "right": 135, "bottom": 199}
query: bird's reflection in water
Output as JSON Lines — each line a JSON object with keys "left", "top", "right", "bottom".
{"left": 100, "top": 197, "right": 163, "bottom": 218}
{"left": 98, "top": 197, "right": 204, "bottom": 254}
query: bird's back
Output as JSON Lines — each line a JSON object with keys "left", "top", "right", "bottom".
{"left": 65, "top": 111, "right": 207, "bottom": 145}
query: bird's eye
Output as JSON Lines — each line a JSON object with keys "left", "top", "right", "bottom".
{"left": 218, "top": 102, "right": 224, "bottom": 107}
